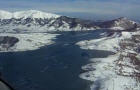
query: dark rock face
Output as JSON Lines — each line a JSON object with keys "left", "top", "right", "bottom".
{"left": 0, "top": 36, "right": 19, "bottom": 50}
{"left": 55, "top": 16, "right": 97, "bottom": 29}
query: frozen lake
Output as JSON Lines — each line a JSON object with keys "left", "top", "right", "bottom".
{"left": 0, "top": 30, "right": 113, "bottom": 90}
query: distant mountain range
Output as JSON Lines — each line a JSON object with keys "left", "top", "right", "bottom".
{"left": 0, "top": 10, "right": 139, "bottom": 32}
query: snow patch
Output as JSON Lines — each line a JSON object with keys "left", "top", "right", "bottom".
{"left": 110, "top": 27, "right": 124, "bottom": 30}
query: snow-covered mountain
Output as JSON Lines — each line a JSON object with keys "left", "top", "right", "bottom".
{"left": 0, "top": 10, "right": 139, "bottom": 32}
{"left": 0, "top": 10, "right": 60, "bottom": 19}
{"left": 0, "top": 10, "right": 99, "bottom": 32}
{"left": 0, "top": 10, "right": 12, "bottom": 19}
{"left": 97, "top": 17, "right": 139, "bottom": 30}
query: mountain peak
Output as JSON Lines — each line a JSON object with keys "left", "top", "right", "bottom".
{"left": 117, "top": 17, "right": 128, "bottom": 20}
{"left": 0, "top": 10, "right": 12, "bottom": 19}
{"left": 0, "top": 10, "right": 60, "bottom": 19}
{"left": 13, "top": 10, "right": 61, "bottom": 19}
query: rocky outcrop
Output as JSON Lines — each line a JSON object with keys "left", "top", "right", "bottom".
{"left": 0, "top": 36, "right": 19, "bottom": 51}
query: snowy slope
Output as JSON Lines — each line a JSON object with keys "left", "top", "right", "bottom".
{"left": 0, "top": 10, "right": 99, "bottom": 31}
{"left": 0, "top": 10, "right": 12, "bottom": 19}
{"left": 0, "top": 10, "right": 139, "bottom": 31}
{"left": 98, "top": 17, "right": 139, "bottom": 30}
{"left": 13, "top": 10, "right": 60, "bottom": 19}
{"left": 0, "top": 10, "right": 60, "bottom": 19}
{"left": 77, "top": 30, "right": 140, "bottom": 90}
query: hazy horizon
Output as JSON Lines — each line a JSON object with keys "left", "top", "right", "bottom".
{"left": 0, "top": 0, "right": 140, "bottom": 20}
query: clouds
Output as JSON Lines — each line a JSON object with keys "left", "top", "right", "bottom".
{"left": 0, "top": 0, "right": 140, "bottom": 20}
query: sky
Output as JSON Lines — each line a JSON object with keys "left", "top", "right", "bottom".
{"left": 0, "top": 0, "right": 140, "bottom": 20}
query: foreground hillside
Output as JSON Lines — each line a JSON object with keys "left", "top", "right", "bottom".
{"left": 77, "top": 29, "right": 140, "bottom": 90}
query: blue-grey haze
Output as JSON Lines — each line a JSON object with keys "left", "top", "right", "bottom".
{"left": 0, "top": 0, "right": 140, "bottom": 20}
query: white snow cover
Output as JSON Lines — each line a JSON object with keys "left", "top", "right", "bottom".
{"left": 76, "top": 37, "right": 120, "bottom": 52}
{"left": 0, "top": 10, "right": 97, "bottom": 31}
{"left": 0, "top": 33, "right": 59, "bottom": 52}
{"left": 76, "top": 32, "right": 132, "bottom": 52}
{"left": 0, "top": 24, "right": 97, "bottom": 32}
{"left": 110, "top": 26, "right": 124, "bottom": 30}
{"left": 0, "top": 10, "right": 60, "bottom": 19}
{"left": 108, "top": 17, "right": 138, "bottom": 30}
{"left": 80, "top": 54, "right": 140, "bottom": 90}
{"left": 0, "top": 10, "right": 12, "bottom": 19}
{"left": 13, "top": 10, "right": 60, "bottom": 19}
{"left": 77, "top": 31, "right": 140, "bottom": 90}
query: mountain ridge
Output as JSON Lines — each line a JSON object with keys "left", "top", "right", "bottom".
{"left": 0, "top": 10, "right": 60, "bottom": 19}
{"left": 0, "top": 10, "right": 139, "bottom": 31}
